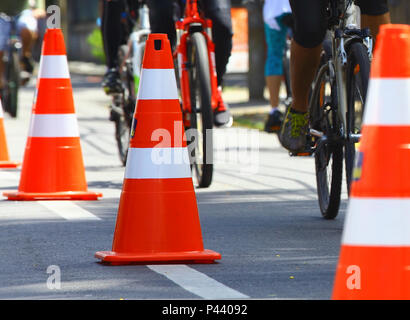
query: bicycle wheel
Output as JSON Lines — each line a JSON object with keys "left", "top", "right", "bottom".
{"left": 114, "top": 45, "right": 135, "bottom": 166}
{"left": 187, "top": 32, "right": 213, "bottom": 188}
{"left": 3, "top": 50, "right": 20, "bottom": 118}
{"left": 310, "top": 63, "right": 343, "bottom": 219}
{"left": 345, "top": 42, "right": 370, "bottom": 194}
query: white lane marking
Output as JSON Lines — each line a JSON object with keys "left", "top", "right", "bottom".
{"left": 0, "top": 168, "right": 100, "bottom": 221}
{"left": 147, "top": 264, "right": 249, "bottom": 299}
{"left": 0, "top": 171, "right": 19, "bottom": 180}
{"left": 39, "top": 201, "right": 101, "bottom": 221}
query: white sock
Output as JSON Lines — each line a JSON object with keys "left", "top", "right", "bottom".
{"left": 269, "top": 107, "right": 279, "bottom": 115}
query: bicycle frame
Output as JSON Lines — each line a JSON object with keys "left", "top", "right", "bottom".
{"left": 127, "top": 4, "right": 150, "bottom": 94}
{"left": 310, "top": 0, "right": 372, "bottom": 143}
{"left": 175, "top": 0, "right": 218, "bottom": 127}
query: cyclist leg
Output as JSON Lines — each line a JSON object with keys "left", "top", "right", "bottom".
{"left": 202, "top": 0, "right": 233, "bottom": 127}
{"left": 0, "top": 17, "right": 11, "bottom": 92}
{"left": 17, "top": 9, "right": 39, "bottom": 82}
{"left": 357, "top": 0, "right": 390, "bottom": 43}
{"left": 145, "top": 0, "right": 176, "bottom": 49}
{"left": 263, "top": 14, "right": 289, "bottom": 133}
{"left": 101, "top": 0, "right": 125, "bottom": 95}
{"left": 279, "top": 0, "right": 327, "bottom": 152}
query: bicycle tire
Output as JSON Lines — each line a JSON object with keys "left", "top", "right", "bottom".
{"left": 310, "top": 63, "right": 343, "bottom": 219}
{"left": 114, "top": 45, "right": 135, "bottom": 166}
{"left": 4, "top": 50, "right": 20, "bottom": 118}
{"left": 345, "top": 42, "right": 370, "bottom": 194}
{"left": 187, "top": 32, "right": 213, "bottom": 188}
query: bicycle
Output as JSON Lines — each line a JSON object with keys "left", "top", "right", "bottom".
{"left": 109, "top": 1, "right": 150, "bottom": 166}
{"left": 291, "top": 0, "right": 371, "bottom": 219}
{"left": 174, "top": 0, "right": 220, "bottom": 188}
{"left": 0, "top": 13, "right": 22, "bottom": 118}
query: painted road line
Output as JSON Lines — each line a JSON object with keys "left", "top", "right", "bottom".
{"left": 39, "top": 201, "right": 101, "bottom": 221}
{"left": 0, "top": 169, "right": 100, "bottom": 221}
{"left": 148, "top": 264, "right": 249, "bottom": 299}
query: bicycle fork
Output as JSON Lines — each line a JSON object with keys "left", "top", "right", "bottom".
{"left": 175, "top": 25, "right": 218, "bottom": 127}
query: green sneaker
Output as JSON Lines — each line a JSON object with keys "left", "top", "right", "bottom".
{"left": 279, "top": 108, "right": 309, "bottom": 153}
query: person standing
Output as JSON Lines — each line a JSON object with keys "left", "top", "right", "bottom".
{"left": 263, "top": 0, "right": 292, "bottom": 133}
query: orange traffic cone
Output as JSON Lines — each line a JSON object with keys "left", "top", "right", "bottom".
{"left": 332, "top": 24, "right": 410, "bottom": 299}
{"left": 3, "top": 28, "right": 102, "bottom": 201}
{"left": 95, "top": 34, "right": 221, "bottom": 264}
{"left": 0, "top": 99, "right": 20, "bottom": 168}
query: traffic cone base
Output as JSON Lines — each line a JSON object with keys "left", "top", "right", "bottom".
{"left": 5, "top": 191, "right": 101, "bottom": 201}
{"left": 96, "top": 178, "right": 221, "bottom": 264}
{"left": 95, "top": 250, "right": 220, "bottom": 265}
{"left": 3, "top": 136, "right": 102, "bottom": 200}
{"left": 0, "top": 100, "right": 20, "bottom": 168}
{"left": 0, "top": 161, "right": 21, "bottom": 168}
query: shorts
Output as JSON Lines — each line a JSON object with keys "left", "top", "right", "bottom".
{"left": 0, "top": 17, "right": 11, "bottom": 51}
{"left": 0, "top": 9, "right": 38, "bottom": 51}
{"left": 264, "top": 14, "right": 290, "bottom": 76}
{"left": 290, "top": 0, "right": 389, "bottom": 48}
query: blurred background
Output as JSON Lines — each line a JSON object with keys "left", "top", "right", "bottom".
{"left": 29, "top": 0, "right": 410, "bottom": 101}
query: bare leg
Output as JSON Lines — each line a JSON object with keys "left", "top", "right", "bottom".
{"left": 20, "top": 27, "right": 36, "bottom": 59}
{"left": 361, "top": 12, "right": 391, "bottom": 41}
{"left": 289, "top": 40, "right": 322, "bottom": 113}
{"left": 0, "top": 51, "right": 4, "bottom": 89}
{"left": 266, "top": 75, "right": 282, "bottom": 108}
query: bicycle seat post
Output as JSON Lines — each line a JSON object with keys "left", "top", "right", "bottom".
{"left": 139, "top": 4, "right": 150, "bottom": 30}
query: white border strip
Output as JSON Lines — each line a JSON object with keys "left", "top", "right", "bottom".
{"left": 148, "top": 265, "right": 249, "bottom": 299}
{"left": 125, "top": 147, "right": 191, "bottom": 179}
{"left": 342, "top": 198, "right": 410, "bottom": 246}
{"left": 28, "top": 114, "right": 79, "bottom": 137}
{"left": 363, "top": 78, "right": 410, "bottom": 125}
{"left": 39, "top": 201, "right": 101, "bottom": 221}
{"left": 137, "top": 68, "right": 178, "bottom": 100}
{"left": 38, "top": 55, "right": 70, "bottom": 79}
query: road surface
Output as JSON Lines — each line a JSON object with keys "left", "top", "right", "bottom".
{"left": 0, "top": 72, "right": 349, "bottom": 302}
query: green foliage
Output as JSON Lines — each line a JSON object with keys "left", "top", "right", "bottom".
{"left": 87, "top": 27, "right": 105, "bottom": 64}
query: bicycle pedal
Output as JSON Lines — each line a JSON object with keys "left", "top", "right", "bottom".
{"left": 109, "top": 110, "right": 119, "bottom": 122}
{"left": 289, "top": 145, "right": 314, "bottom": 157}
{"left": 109, "top": 105, "right": 123, "bottom": 121}
{"left": 296, "top": 151, "right": 312, "bottom": 157}
{"left": 289, "top": 151, "right": 313, "bottom": 157}
{"left": 265, "top": 125, "right": 281, "bottom": 133}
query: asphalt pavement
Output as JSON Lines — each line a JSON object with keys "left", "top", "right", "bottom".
{"left": 0, "top": 66, "right": 350, "bottom": 302}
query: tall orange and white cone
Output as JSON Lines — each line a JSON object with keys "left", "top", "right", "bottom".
{"left": 3, "top": 28, "right": 102, "bottom": 201}
{"left": 95, "top": 34, "right": 221, "bottom": 264}
{"left": 332, "top": 24, "right": 410, "bottom": 299}
{"left": 0, "top": 99, "right": 20, "bottom": 168}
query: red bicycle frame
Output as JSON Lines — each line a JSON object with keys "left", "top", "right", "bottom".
{"left": 174, "top": 0, "right": 219, "bottom": 127}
